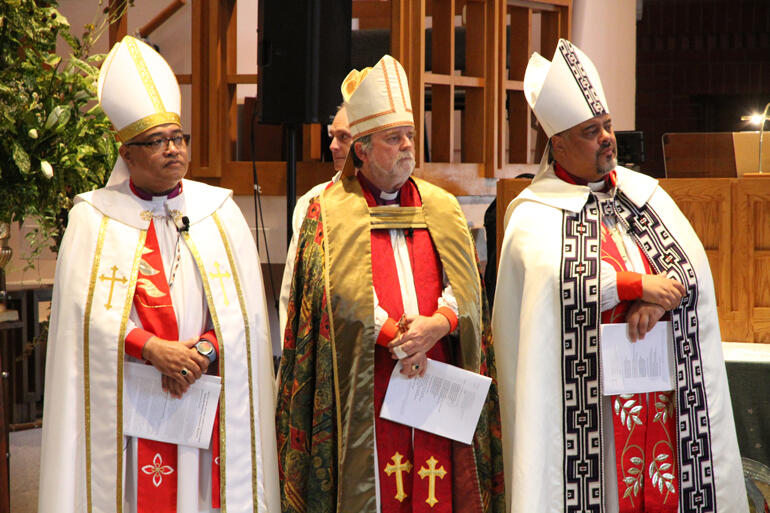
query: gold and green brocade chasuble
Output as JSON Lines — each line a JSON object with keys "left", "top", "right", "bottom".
{"left": 276, "top": 176, "right": 505, "bottom": 513}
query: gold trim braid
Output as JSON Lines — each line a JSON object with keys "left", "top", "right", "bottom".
{"left": 368, "top": 206, "right": 427, "bottom": 229}
{"left": 183, "top": 232, "right": 228, "bottom": 513}
{"left": 117, "top": 112, "right": 181, "bottom": 142}
{"left": 83, "top": 216, "right": 110, "bottom": 513}
{"left": 213, "top": 212, "right": 261, "bottom": 511}
{"left": 115, "top": 230, "right": 146, "bottom": 513}
{"left": 125, "top": 37, "right": 165, "bottom": 113}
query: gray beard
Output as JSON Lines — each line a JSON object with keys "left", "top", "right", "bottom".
{"left": 371, "top": 156, "right": 415, "bottom": 190}
{"left": 598, "top": 156, "right": 617, "bottom": 175}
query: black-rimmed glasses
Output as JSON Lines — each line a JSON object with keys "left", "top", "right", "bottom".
{"left": 125, "top": 134, "right": 191, "bottom": 152}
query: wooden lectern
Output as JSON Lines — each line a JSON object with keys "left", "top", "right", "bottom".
{"left": 663, "top": 131, "right": 770, "bottom": 178}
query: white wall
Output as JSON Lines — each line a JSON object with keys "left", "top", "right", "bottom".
{"left": 572, "top": 0, "right": 637, "bottom": 131}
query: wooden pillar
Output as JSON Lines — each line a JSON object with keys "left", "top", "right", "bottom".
{"left": 108, "top": 0, "right": 128, "bottom": 46}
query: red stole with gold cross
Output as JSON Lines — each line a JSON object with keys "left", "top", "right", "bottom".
{"left": 132, "top": 221, "right": 221, "bottom": 512}
{"left": 366, "top": 179, "right": 454, "bottom": 513}
{"left": 600, "top": 222, "right": 679, "bottom": 512}
{"left": 134, "top": 220, "right": 179, "bottom": 513}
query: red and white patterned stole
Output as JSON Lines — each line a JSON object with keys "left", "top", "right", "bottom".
{"left": 601, "top": 222, "right": 678, "bottom": 513}
{"left": 133, "top": 220, "right": 179, "bottom": 513}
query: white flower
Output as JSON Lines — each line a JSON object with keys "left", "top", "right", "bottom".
{"left": 28, "top": 129, "right": 38, "bottom": 139}
{"left": 40, "top": 160, "right": 53, "bottom": 178}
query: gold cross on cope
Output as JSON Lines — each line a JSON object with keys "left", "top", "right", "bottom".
{"left": 209, "top": 262, "right": 232, "bottom": 306}
{"left": 99, "top": 265, "right": 127, "bottom": 310}
{"left": 418, "top": 456, "right": 447, "bottom": 508}
{"left": 384, "top": 452, "right": 413, "bottom": 502}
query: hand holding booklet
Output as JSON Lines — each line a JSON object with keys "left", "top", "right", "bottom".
{"left": 123, "top": 362, "right": 221, "bottom": 449}
{"left": 379, "top": 358, "right": 491, "bottom": 444}
{"left": 600, "top": 322, "right": 675, "bottom": 396}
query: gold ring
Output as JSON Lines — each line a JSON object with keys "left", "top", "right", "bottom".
{"left": 180, "top": 368, "right": 189, "bottom": 376}
{"left": 412, "top": 364, "right": 420, "bottom": 371}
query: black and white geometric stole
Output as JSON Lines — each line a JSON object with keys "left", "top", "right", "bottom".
{"left": 559, "top": 196, "right": 603, "bottom": 513}
{"left": 559, "top": 193, "right": 717, "bottom": 513}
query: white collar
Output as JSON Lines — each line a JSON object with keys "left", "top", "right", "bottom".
{"left": 518, "top": 164, "right": 659, "bottom": 214}
{"left": 75, "top": 178, "right": 231, "bottom": 229}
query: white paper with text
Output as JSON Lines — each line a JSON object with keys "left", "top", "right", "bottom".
{"left": 123, "top": 362, "right": 221, "bottom": 449}
{"left": 600, "top": 322, "right": 675, "bottom": 396}
{"left": 379, "top": 358, "right": 491, "bottom": 444}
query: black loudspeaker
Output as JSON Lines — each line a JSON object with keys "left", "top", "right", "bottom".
{"left": 258, "top": 0, "right": 352, "bottom": 125}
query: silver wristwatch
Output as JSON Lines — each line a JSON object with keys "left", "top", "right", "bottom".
{"left": 194, "top": 339, "right": 217, "bottom": 363}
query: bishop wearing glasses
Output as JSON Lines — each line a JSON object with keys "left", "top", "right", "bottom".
{"left": 38, "top": 36, "right": 280, "bottom": 513}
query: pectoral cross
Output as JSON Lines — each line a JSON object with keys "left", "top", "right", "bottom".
{"left": 99, "top": 265, "right": 127, "bottom": 310}
{"left": 384, "top": 452, "right": 413, "bottom": 502}
{"left": 209, "top": 262, "right": 232, "bottom": 306}
{"left": 418, "top": 456, "right": 446, "bottom": 508}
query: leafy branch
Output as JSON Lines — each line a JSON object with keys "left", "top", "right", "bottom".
{"left": 0, "top": 0, "right": 132, "bottom": 264}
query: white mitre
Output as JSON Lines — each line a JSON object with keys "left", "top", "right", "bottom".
{"left": 340, "top": 55, "right": 414, "bottom": 176}
{"left": 343, "top": 55, "right": 414, "bottom": 140}
{"left": 98, "top": 35, "right": 181, "bottom": 142}
{"left": 97, "top": 35, "right": 182, "bottom": 187}
{"left": 524, "top": 39, "right": 609, "bottom": 138}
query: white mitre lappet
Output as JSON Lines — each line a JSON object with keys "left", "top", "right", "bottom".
{"left": 97, "top": 35, "right": 182, "bottom": 187}
{"left": 524, "top": 38, "right": 609, "bottom": 138}
{"left": 341, "top": 54, "right": 414, "bottom": 176}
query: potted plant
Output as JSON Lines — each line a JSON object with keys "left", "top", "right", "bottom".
{"left": 0, "top": 0, "right": 132, "bottom": 267}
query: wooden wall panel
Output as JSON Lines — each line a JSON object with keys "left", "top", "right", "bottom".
{"left": 110, "top": 0, "right": 570, "bottom": 195}
{"left": 497, "top": 177, "right": 770, "bottom": 343}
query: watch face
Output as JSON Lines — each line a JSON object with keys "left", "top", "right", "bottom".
{"left": 197, "top": 340, "right": 214, "bottom": 355}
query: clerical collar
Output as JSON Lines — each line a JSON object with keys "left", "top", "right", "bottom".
{"left": 357, "top": 172, "right": 401, "bottom": 205}
{"left": 553, "top": 162, "right": 616, "bottom": 192}
{"left": 129, "top": 179, "right": 183, "bottom": 200}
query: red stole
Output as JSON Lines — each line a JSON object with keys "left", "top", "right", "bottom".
{"left": 601, "top": 223, "right": 678, "bottom": 513}
{"left": 365, "top": 178, "right": 454, "bottom": 513}
{"left": 133, "top": 221, "right": 220, "bottom": 512}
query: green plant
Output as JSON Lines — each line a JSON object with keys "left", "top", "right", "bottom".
{"left": 0, "top": 0, "right": 132, "bottom": 261}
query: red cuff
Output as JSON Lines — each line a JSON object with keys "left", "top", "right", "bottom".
{"left": 435, "top": 306, "right": 459, "bottom": 333}
{"left": 376, "top": 318, "right": 399, "bottom": 347}
{"left": 125, "top": 328, "right": 154, "bottom": 360}
{"left": 617, "top": 271, "right": 643, "bottom": 301}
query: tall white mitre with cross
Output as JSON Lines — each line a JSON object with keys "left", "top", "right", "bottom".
{"left": 38, "top": 35, "right": 279, "bottom": 513}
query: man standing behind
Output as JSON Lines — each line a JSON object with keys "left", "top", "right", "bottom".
{"left": 493, "top": 39, "right": 747, "bottom": 512}
{"left": 278, "top": 104, "right": 351, "bottom": 339}
{"left": 276, "top": 55, "right": 504, "bottom": 513}
{"left": 39, "top": 36, "right": 279, "bottom": 513}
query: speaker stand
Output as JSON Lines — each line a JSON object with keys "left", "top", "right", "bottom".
{"left": 286, "top": 124, "right": 298, "bottom": 247}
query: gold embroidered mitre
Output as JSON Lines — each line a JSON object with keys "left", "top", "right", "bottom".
{"left": 98, "top": 36, "right": 182, "bottom": 141}
{"left": 342, "top": 55, "right": 413, "bottom": 140}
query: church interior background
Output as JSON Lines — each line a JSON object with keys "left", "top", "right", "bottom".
{"left": 1, "top": 0, "right": 770, "bottom": 511}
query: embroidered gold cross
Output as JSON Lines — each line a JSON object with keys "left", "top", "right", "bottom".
{"left": 99, "top": 265, "right": 127, "bottom": 310}
{"left": 418, "top": 456, "right": 446, "bottom": 507}
{"left": 209, "top": 262, "right": 232, "bottom": 306}
{"left": 384, "top": 452, "right": 413, "bottom": 502}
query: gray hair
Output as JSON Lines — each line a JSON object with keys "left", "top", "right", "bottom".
{"left": 351, "top": 134, "right": 372, "bottom": 168}
{"left": 356, "top": 134, "right": 372, "bottom": 152}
